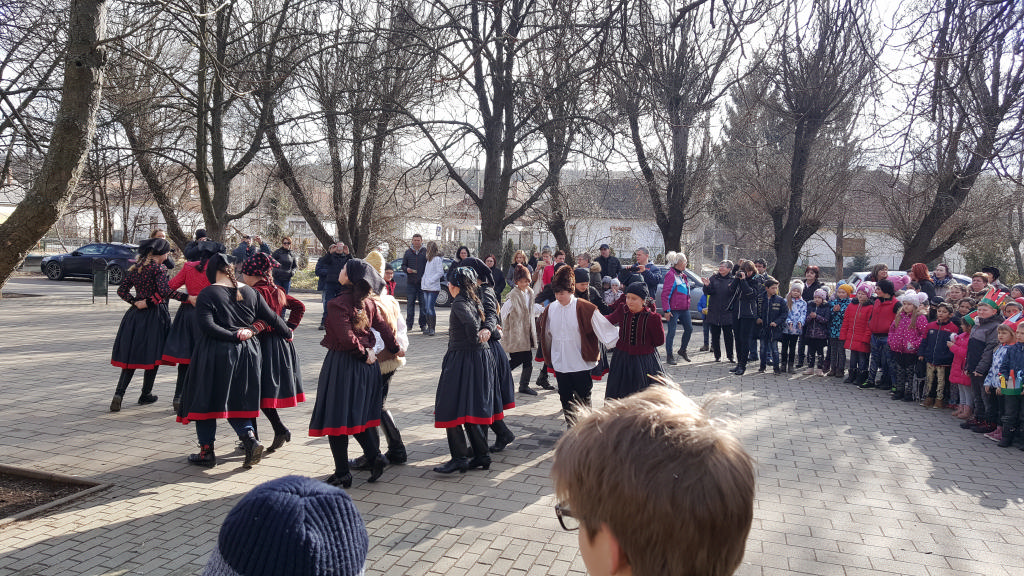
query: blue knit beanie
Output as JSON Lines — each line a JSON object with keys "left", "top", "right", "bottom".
{"left": 202, "top": 476, "right": 368, "bottom": 576}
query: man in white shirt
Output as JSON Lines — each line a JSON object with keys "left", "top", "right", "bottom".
{"left": 537, "top": 266, "right": 619, "bottom": 425}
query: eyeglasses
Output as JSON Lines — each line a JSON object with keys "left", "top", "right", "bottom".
{"left": 554, "top": 503, "right": 579, "bottom": 531}
{"left": 282, "top": 242, "right": 291, "bottom": 245}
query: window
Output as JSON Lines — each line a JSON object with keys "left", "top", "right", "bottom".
{"left": 77, "top": 244, "right": 106, "bottom": 256}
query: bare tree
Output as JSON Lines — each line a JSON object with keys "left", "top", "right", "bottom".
{"left": 893, "top": 0, "right": 1024, "bottom": 267}
{"left": 761, "top": 0, "right": 876, "bottom": 284}
{"left": 611, "top": 0, "right": 771, "bottom": 255}
{"left": 0, "top": 0, "right": 108, "bottom": 291}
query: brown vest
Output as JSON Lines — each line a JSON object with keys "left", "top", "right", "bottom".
{"left": 538, "top": 298, "right": 600, "bottom": 370}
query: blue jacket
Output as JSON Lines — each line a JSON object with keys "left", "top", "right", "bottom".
{"left": 759, "top": 294, "right": 788, "bottom": 339}
{"left": 999, "top": 342, "right": 1024, "bottom": 395}
{"left": 827, "top": 299, "right": 849, "bottom": 339}
{"left": 919, "top": 320, "right": 959, "bottom": 365}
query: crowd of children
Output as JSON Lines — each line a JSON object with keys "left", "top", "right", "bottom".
{"left": 746, "top": 261, "right": 1024, "bottom": 450}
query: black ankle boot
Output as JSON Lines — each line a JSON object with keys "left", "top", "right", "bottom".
{"left": 489, "top": 430, "right": 515, "bottom": 453}
{"left": 326, "top": 472, "right": 353, "bottom": 488}
{"left": 368, "top": 454, "right": 388, "bottom": 483}
{"left": 242, "top": 431, "right": 263, "bottom": 469}
{"left": 267, "top": 429, "right": 291, "bottom": 453}
{"left": 188, "top": 443, "right": 216, "bottom": 468}
{"left": 433, "top": 458, "right": 469, "bottom": 474}
{"left": 468, "top": 455, "right": 491, "bottom": 470}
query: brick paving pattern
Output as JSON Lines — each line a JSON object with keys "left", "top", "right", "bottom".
{"left": 1, "top": 290, "right": 1023, "bottom": 575}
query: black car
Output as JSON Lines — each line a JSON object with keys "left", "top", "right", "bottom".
{"left": 41, "top": 242, "right": 139, "bottom": 285}
{"left": 388, "top": 257, "right": 454, "bottom": 307}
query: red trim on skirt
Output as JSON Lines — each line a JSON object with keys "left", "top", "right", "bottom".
{"left": 309, "top": 419, "right": 380, "bottom": 437}
{"left": 434, "top": 412, "right": 505, "bottom": 428}
{"left": 591, "top": 369, "right": 609, "bottom": 381}
{"left": 160, "top": 355, "right": 191, "bottom": 366}
{"left": 176, "top": 410, "right": 260, "bottom": 425}
{"left": 503, "top": 402, "right": 516, "bottom": 410}
{"left": 260, "top": 393, "right": 306, "bottom": 409}
{"left": 111, "top": 360, "right": 161, "bottom": 370}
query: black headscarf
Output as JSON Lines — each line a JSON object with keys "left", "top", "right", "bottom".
{"left": 345, "top": 258, "right": 386, "bottom": 296}
{"left": 459, "top": 257, "right": 494, "bottom": 287}
{"left": 138, "top": 238, "right": 171, "bottom": 258}
{"left": 449, "top": 265, "right": 479, "bottom": 291}
{"left": 626, "top": 281, "right": 649, "bottom": 300}
{"left": 205, "top": 253, "right": 235, "bottom": 285}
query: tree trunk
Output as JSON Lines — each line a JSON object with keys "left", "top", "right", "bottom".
{"left": 266, "top": 121, "right": 336, "bottom": 249}
{"left": 0, "top": 0, "right": 108, "bottom": 293}
{"left": 835, "top": 212, "right": 844, "bottom": 282}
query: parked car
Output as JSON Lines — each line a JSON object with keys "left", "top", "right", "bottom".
{"left": 845, "top": 270, "right": 970, "bottom": 287}
{"left": 40, "top": 242, "right": 138, "bottom": 285}
{"left": 652, "top": 265, "right": 705, "bottom": 323}
{"left": 388, "top": 258, "right": 454, "bottom": 307}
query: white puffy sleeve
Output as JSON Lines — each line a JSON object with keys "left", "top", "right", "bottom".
{"left": 591, "top": 310, "right": 620, "bottom": 347}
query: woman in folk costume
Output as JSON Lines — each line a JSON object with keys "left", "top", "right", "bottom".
{"left": 309, "top": 259, "right": 401, "bottom": 488}
{"left": 462, "top": 257, "right": 517, "bottom": 453}
{"left": 604, "top": 280, "right": 667, "bottom": 400}
{"left": 177, "top": 253, "right": 293, "bottom": 469}
{"left": 239, "top": 252, "right": 306, "bottom": 454}
{"left": 110, "top": 237, "right": 189, "bottom": 412}
{"left": 501, "top": 264, "right": 540, "bottom": 396}
{"left": 537, "top": 265, "right": 620, "bottom": 426}
{"left": 163, "top": 240, "right": 222, "bottom": 412}
{"left": 433, "top": 265, "right": 503, "bottom": 474}
{"left": 349, "top": 250, "right": 410, "bottom": 469}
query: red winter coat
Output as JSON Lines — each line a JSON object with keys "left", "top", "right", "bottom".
{"left": 841, "top": 301, "right": 872, "bottom": 353}
{"left": 868, "top": 297, "right": 899, "bottom": 336}
{"left": 949, "top": 332, "right": 971, "bottom": 387}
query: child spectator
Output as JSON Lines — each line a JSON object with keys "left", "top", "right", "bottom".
{"left": 918, "top": 302, "right": 960, "bottom": 408}
{"left": 945, "top": 283, "right": 968, "bottom": 312}
{"left": 962, "top": 289, "right": 1006, "bottom": 434}
{"left": 866, "top": 279, "right": 899, "bottom": 391}
{"left": 551, "top": 384, "right": 755, "bottom": 576}
{"left": 758, "top": 278, "right": 787, "bottom": 374}
{"left": 803, "top": 289, "right": 831, "bottom": 376}
{"left": 1002, "top": 299, "right": 1023, "bottom": 323}
{"left": 957, "top": 298, "right": 975, "bottom": 320}
{"left": 949, "top": 313, "right": 975, "bottom": 420}
{"left": 827, "top": 284, "right": 853, "bottom": 378}
{"left": 982, "top": 323, "right": 1017, "bottom": 442}
{"left": 604, "top": 278, "right": 621, "bottom": 307}
{"left": 888, "top": 291, "right": 929, "bottom": 401}
{"left": 844, "top": 283, "right": 874, "bottom": 387}
{"left": 997, "top": 322, "right": 1024, "bottom": 448}
{"left": 781, "top": 282, "right": 806, "bottom": 373}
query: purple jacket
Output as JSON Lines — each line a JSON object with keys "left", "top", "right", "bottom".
{"left": 661, "top": 268, "right": 692, "bottom": 313}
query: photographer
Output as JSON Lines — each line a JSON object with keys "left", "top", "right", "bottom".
{"left": 183, "top": 229, "right": 208, "bottom": 262}
{"left": 727, "top": 260, "right": 760, "bottom": 376}
{"left": 701, "top": 260, "right": 736, "bottom": 363}
{"left": 616, "top": 247, "right": 663, "bottom": 297}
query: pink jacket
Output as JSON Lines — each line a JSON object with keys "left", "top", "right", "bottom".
{"left": 888, "top": 312, "right": 928, "bottom": 354}
{"left": 949, "top": 332, "right": 971, "bottom": 386}
{"left": 661, "top": 268, "right": 692, "bottom": 313}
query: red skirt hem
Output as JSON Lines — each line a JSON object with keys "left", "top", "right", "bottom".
{"left": 176, "top": 410, "right": 260, "bottom": 424}
{"left": 309, "top": 419, "right": 380, "bottom": 437}
{"left": 260, "top": 393, "right": 306, "bottom": 409}
{"left": 503, "top": 402, "right": 516, "bottom": 410}
{"left": 111, "top": 360, "right": 161, "bottom": 370}
{"left": 160, "top": 355, "right": 191, "bottom": 366}
{"left": 434, "top": 413, "right": 504, "bottom": 428}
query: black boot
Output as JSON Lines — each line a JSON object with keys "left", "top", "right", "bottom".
{"left": 173, "top": 364, "right": 188, "bottom": 412}
{"left": 537, "top": 370, "right": 555, "bottom": 390}
{"left": 466, "top": 424, "right": 491, "bottom": 470}
{"left": 267, "top": 429, "right": 292, "bottom": 453}
{"left": 679, "top": 348, "right": 691, "bottom": 362}
{"left": 138, "top": 368, "right": 158, "bottom": 404}
{"left": 111, "top": 368, "right": 135, "bottom": 412}
{"left": 380, "top": 410, "right": 407, "bottom": 464}
{"left": 843, "top": 368, "right": 856, "bottom": 384}
{"left": 666, "top": 349, "right": 677, "bottom": 365}
{"left": 434, "top": 428, "right": 470, "bottom": 474}
{"left": 188, "top": 443, "right": 216, "bottom": 468}
{"left": 241, "top": 429, "right": 264, "bottom": 469}
{"left": 489, "top": 420, "right": 515, "bottom": 453}
{"left": 998, "top": 427, "right": 1016, "bottom": 448}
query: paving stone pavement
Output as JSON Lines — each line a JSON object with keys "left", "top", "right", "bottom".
{"left": 2, "top": 291, "right": 1024, "bottom": 576}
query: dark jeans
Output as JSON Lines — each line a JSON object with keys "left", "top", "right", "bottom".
{"left": 278, "top": 278, "right": 291, "bottom": 294}
{"left": 850, "top": 350, "right": 869, "bottom": 372}
{"left": 195, "top": 418, "right": 252, "bottom": 445}
{"left": 806, "top": 337, "right": 826, "bottom": 369}
{"left": 709, "top": 323, "right": 734, "bottom": 361}
{"left": 748, "top": 326, "right": 759, "bottom": 360}
{"left": 760, "top": 336, "right": 780, "bottom": 368}
{"left": 320, "top": 284, "right": 341, "bottom": 325}
{"left": 702, "top": 319, "right": 710, "bottom": 346}
{"left": 665, "top": 310, "right": 693, "bottom": 354}
{"left": 828, "top": 338, "right": 846, "bottom": 373}
{"left": 554, "top": 370, "right": 593, "bottom": 422}
{"left": 868, "top": 334, "right": 893, "bottom": 388}
{"left": 780, "top": 333, "right": 799, "bottom": 366}
{"left": 407, "top": 282, "right": 425, "bottom": 329}
{"left": 1002, "top": 395, "right": 1022, "bottom": 430}
{"left": 733, "top": 317, "right": 756, "bottom": 368}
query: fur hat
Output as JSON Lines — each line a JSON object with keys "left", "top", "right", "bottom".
{"left": 876, "top": 279, "right": 895, "bottom": 297}
{"left": 364, "top": 250, "right": 386, "bottom": 277}
{"left": 201, "top": 476, "right": 367, "bottom": 576}
{"left": 513, "top": 264, "right": 531, "bottom": 284}
{"left": 610, "top": 278, "right": 621, "bottom": 287}
{"left": 589, "top": 262, "right": 602, "bottom": 273}
{"left": 899, "top": 290, "right": 927, "bottom": 306}
{"left": 552, "top": 264, "right": 574, "bottom": 293}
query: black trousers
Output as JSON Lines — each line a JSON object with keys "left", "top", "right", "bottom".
{"left": 509, "top": 350, "right": 533, "bottom": 387}
{"left": 554, "top": 370, "right": 593, "bottom": 423}
{"left": 780, "top": 334, "right": 799, "bottom": 366}
{"left": 733, "top": 318, "right": 756, "bottom": 369}
{"left": 806, "top": 337, "right": 827, "bottom": 369}
{"left": 709, "top": 323, "right": 734, "bottom": 361}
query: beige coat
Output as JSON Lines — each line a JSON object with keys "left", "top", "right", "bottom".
{"left": 500, "top": 286, "right": 537, "bottom": 354}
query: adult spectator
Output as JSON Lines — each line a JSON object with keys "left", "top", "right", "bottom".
{"left": 982, "top": 266, "right": 1008, "bottom": 292}
{"left": 484, "top": 254, "right": 505, "bottom": 302}
{"left": 252, "top": 235, "right": 271, "bottom": 255}
{"left": 796, "top": 265, "right": 823, "bottom": 369}
{"left": 232, "top": 235, "right": 255, "bottom": 266}
{"left": 595, "top": 243, "right": 622, "bottom": 281}
{"left": 617, "top": 247, "right": 663, "bottom": 297}
{"left": 702, "top": 260, "right": 736, "bottom": 363}
{"left": 748, "top": 258, "right": 770, "bottom": 363}
{"left": 662, "top": 251, "right": 693, "bottom": 365}
{"left": 315, "top": 242, "right": 351, "bottom": 329}
{"left": 908, "top": 262, "right": 937, "bottom": 303}
{"left": 969, "top": 271, "right": 990, "bottom": 300}
{"left": 551, "top": 384, "right": 754, "bottom": 576}
{"left": 402, "top": 234, "right": 428, "bottom": 333}
{"left": 183, "top": 228, "right": 208, "bottom": 261}
{"left": 932, "top": 263, "right": 955, "bottom": 300}
{"left": 506, "top": 250, "right": 533, "bottom": 291}
{"left": 271, "top": 236, "right": 298, "bottom": 293}
{"left": 528, "top": 250, "right": 539, "bottom": 270}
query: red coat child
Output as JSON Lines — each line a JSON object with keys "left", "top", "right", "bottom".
{"left": 841, "top": 299, "right": 873, "bottom": 353}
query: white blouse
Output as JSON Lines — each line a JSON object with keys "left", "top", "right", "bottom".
{"left": 545, "top": 296, "right": 619, "bottom": 373}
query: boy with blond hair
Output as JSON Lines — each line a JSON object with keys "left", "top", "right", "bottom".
{"left": 551, "top": 383, "right": 755, "bottom": 576}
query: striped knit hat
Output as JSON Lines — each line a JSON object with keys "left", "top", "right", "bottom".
{"left": 202, "top": 476, "right": 368, "bottom": 576}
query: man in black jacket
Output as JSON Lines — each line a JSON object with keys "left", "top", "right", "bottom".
{"left": 595, "top": 244, "right": 622, "bottom": 282}
{"left": 401, "top": 234, "right": 428, "bottom": 333}
{"left": 315, "top": 242, "right": 351, "bottom": 329}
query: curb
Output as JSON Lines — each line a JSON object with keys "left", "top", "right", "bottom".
{"left": 0, "top": 464, "right": 111, "bottom": 528}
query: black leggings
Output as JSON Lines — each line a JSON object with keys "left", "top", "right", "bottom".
{"left": 115, "top": 368, "right": 157, "bottom": 397}
{"left": 327, "top": 430, "right": 380, "bottom": 476}
{"left": 806, "top": 338, "right": 827, "bottom": 369}
{"left": 780, "top": 334, "right": 799, "bottom": 366}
